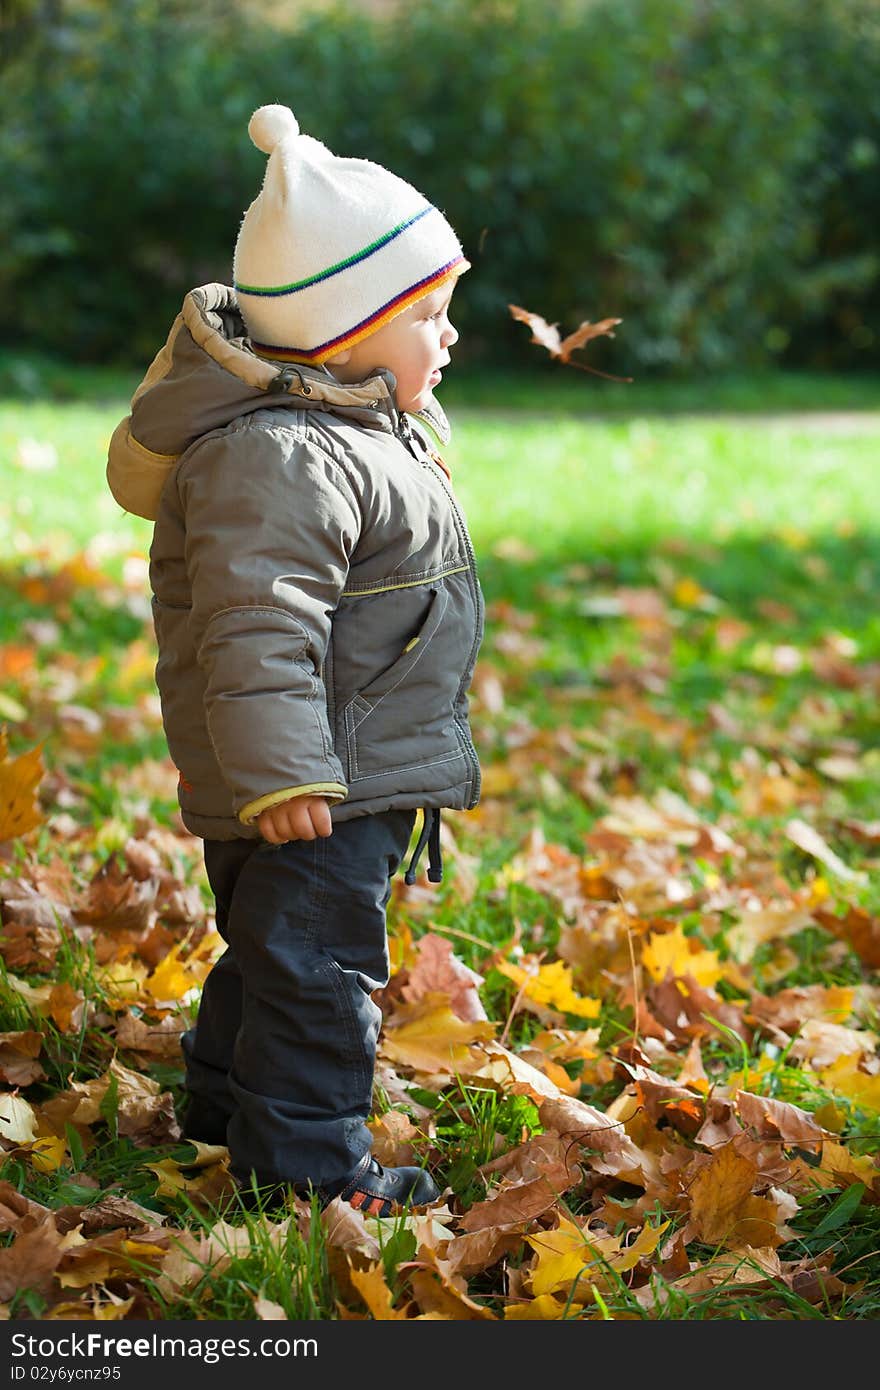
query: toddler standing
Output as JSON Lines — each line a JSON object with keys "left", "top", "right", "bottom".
{"left": 107, "top": 104, "right": 483, "bottom": 1214}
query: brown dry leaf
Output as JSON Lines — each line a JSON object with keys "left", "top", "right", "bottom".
{"left": 725, "top": 902, "right": 813, "bottom": 964}
{"left": 48, "top": 982, "right": 87, "bottom": 1034}
{"left": 647, "top": 974, "right": 751, "bottom": 1046}
{"left": 154, "top": 1219, "right": 260, "bottom": 1294}
{"left": 735, "top": 1090, "right": 827, "bottom": 1146}
{"left": 115, "top": 1010, "right": 185, "bottom": 1061}
{"left": 444, "top": 1226, "right": 529, "bottom": 1280}
{"left": 0, "top": 1216, "right": 65, "bottom": 1300}
{"left": 118, "top": 1089, "right": 181, "bottom": 1148}
{"left": 0, "top": 917, "right": 62, "bottom": 973}
{"left": 461, "top": 1133, "right": 583, "bottom": 1232}
{"left": 508, "top": 303, "right": 627, "bottom": 381}
{"left": 366, "top": 1109, "right": 419, "bottom": 1167}
{"left": 619, "top": 1060, "right": 706, "bottom": 1136}
{"left": 321, "top": 1198, "right": 382, "bottom": 1261}
{"left": 0, "top": 1031, "right": 44, "bottom": 1086}
{"left": 686, "top": 1144, "right": 785, "bottom": 1250}
{"left": 0, "top": 729, "right": 45, "bottom": 841}
{"left": 348, "top": 1260, "right": 410, "bottom": 1320}
{"left": 53, "top": 1193, "right": 167, "bottom": 1237}
{"left": 748, "top": 984, "right": 855, "bottom": 1042}
{"left": 0, "top": 1180, "right": 52, "bottom": 1233}
{"left": 536, "top": 1091, "right": 657, "bottom": 1186}
{"left": 789, "top": 1019, "right": 877, "bottom": 1069}
{"left": 0, "top": 876, "right": 74, "bottom": 931}
{"left": 813, "top": 904, "right": 880, "bottom": 969}
{"left": 676, "top": 1037, "right": 710, "bottom": 1091}
{"left": 409, "top": 1254, "right": 497, "bottom": 1320}
{"left": 400, "top": 933, "right": 487, "bottom": 1022}
{"left": 74, "top": 854, "right": 159, "bottom": 932}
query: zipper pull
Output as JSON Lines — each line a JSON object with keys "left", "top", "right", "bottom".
{"left": 396, "top": 413, "right": 421, "bottom": 461}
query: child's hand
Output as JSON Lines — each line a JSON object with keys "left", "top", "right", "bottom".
{"left": 256, "top": 794, "right": 333, "bottom": 844}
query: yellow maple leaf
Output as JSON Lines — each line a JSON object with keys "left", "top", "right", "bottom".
{"left": 526, "top": 1216, "right": 668, "bottom": 1298}
{"left": 642, "top": 923, "right": 723, "bottom": 989}
{"left": 814, "top": 1140, "right": 880, "bottom": 1190}
{"left": 30, "top": 1135, "right": 67, "bottom": 1173}
{"left": 505, "top": 1294, "right": 586, "bottom": 1319}
{"left": 97, "top": 960, "right": 149, "bottom": 1008}
{"left": 819, "top": 1054, "right": 880, "bottom": 1112}
{"left": 496, "top": 959, "right": 601, "bottom": 1019}
{"left": 144, "top": 931, "right": 223, "bottom": 1003}
{"left": 348, "top": 1261, "right": 410, "bottom": 1321}
{"left": 379, "top": 995, "right": 497, "bottom": 1075}
{"left": 0, "top": 727, "right": 45, "bottom": 841}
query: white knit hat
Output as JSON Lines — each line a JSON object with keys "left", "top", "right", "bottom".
{"left": 232, "top": 105, "right": 469, "bottom": 363}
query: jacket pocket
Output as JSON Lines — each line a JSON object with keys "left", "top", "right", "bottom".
{"left": 342, "top": 585, "right": 464, "bottom": 781}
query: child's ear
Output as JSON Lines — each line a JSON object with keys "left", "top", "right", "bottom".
{"left": 326, "top": 347, "right": 352, "bottom": 366}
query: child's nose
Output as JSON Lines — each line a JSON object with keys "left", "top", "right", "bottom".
{"left": 442, "top": 320, "right": 459, "bottom": 348}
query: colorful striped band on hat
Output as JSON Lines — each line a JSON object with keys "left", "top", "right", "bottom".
{"left": 250, "top": 257, "right": 468, "bottom": 364}
{"left": 234, "top": 205, "right": 435, "bottom": 299}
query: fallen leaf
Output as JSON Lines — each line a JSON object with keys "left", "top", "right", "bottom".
{"left": 785, "top": 818, "right": 867, "bottom": 885}
{"left": 642, "top": 924, "right": 724, "bottom": 990}
{"left": 735, "top": 1091, "right": 826, "bottom": 1146}
{"left": 379, "top": 994, "right": 496, "bottom": 1076}
{"left": 0, "top": 1031, "right": 45, "bottom": 1086}
{"left": 495, "top": 958, "right": 602, "bottom": 1020}
{"left": 348, "top": 1260, "right": 410, "bottom": 1320}
{"left": 0, "top": 1216, "right": 64, "bottom": 1300}
{"left": 401, "top": 933, "right": 487, "bottom": 1022}
{"left": 0, "top": 729, "right": 45, "bottom": 841}
{"left": 686, "top": 1144, "right": 785, "bottom": 1250}
{"left": 819, "top": 1054, "right": 880, "bottom": 1112}
{"left": 0, "top": 1092, "right": 38, "bottom": 1142}
{"left": 813, "top": 904, "right": 880, "bottom": 969}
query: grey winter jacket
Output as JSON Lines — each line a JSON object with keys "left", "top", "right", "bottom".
{"left": 107, "top": 283, "right": 483, "bottom": 841}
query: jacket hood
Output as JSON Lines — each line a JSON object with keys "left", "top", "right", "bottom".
{"left": 107, "top": 282, "right": 452, "bottom": 521}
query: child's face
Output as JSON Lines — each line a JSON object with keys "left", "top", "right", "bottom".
{"left": 328, "top": 282, "right": 459, "bottom": 414}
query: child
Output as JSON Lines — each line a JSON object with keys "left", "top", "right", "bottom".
{"left": 107, "top": 104, "right": 483, "bottom": 1215}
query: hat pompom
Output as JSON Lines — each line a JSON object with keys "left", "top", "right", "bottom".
{"left": 249, "top": 104, "right": 300, "bottom": 154}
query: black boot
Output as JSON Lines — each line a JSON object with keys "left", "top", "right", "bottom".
{"left": 310, "top": 1155, "right": 441, "bottom": 1217}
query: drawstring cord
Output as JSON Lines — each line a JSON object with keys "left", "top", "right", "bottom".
{"left": 403, "top": 808, "right": 443, "bottom": 885}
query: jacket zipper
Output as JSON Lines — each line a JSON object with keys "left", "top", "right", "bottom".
{"left": 399, "top": 414, "right": 483, "bottom": 806}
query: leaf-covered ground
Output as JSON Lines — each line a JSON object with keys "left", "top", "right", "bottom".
{"left": 0, "top": 369, "right": 878, "bottom": 1320}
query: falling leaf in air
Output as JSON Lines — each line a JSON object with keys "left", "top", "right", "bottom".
{"left": 508, "top": 303, "right": 631, "bottom": 382}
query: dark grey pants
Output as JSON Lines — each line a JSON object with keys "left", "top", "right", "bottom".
{"left": 180, "top": 809, "right": 417, "bottom": 1189}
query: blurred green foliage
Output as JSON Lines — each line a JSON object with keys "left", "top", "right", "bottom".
{"left": 0, "top": 0, "right": 877, "bottom": 373}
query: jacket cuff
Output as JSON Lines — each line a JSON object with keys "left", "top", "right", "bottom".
{"left": 238, "top": 783, "right": 348, "bottom": 826}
